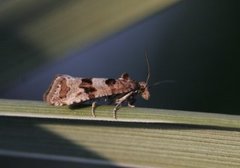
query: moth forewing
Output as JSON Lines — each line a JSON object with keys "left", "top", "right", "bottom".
{"left": 43, "top": 73, "right": 149, "bottom": 118}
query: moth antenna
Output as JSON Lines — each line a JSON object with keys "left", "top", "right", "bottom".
{"left": 149, "top": 80, "right": 176, "bottom": 88}
{"left": 145, "top": 49, "right": 150, "bottom": 86}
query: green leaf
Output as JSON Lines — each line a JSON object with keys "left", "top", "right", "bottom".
{"left": 0, "top": 99, "right": 240, "bottom": 168}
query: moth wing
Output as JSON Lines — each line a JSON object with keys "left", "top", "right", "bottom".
{"left": 44, "top": 75, "right": 137, "bottom": 106}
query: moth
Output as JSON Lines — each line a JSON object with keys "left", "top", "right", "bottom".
{"left": 43, "top": 52, "right": 150, "bottom": 119}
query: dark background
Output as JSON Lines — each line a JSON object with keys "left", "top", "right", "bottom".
{"left": 1, "top": 0, "right": 239, "bottom": 114}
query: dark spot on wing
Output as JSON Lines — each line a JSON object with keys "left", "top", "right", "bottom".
{"left": 59, "top": 78, "right": 70, "bottom": 99}
{"left": 78, "top": 86, "right": 96, "bottom": 100}
{"left": 82, "top": 78, "right": 93, "bottom": 85}
{"left": 88, "top": 93, "right": 95, "bottom": 99}
{"left": 81, "top": 86, "right": 97, "bottom": 93}
{"left": 105, "top": 79, "right": 116, "bottom": 86}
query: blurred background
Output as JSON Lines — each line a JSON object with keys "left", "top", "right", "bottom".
{"left": 0, "top": 0, "right": 239, "bottom": 114}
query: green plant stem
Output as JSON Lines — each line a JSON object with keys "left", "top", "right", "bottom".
{"left": 0, "top": 99, "right": 240, "bottom": 168}
{"left": 0, "top": 99, "right": 239, "bottom": 128}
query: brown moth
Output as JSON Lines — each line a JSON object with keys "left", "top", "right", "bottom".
{"left": 43, "top": 52, "right": 150, "bottom": 119}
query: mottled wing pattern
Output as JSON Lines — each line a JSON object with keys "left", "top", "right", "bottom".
{"left": 43, "top": 74, "right": 138, "bottom": 106}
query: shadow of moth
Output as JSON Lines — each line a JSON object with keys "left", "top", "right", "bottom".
{"left": 43, "top": 52, "right": 150, "bottom": 119}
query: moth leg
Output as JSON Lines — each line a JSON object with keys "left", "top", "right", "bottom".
{"left": 91, "top": 101, "right": 96, "bottom": 117}
{"left": 113, "top": 103, "right": 121, "bottom": 119}
{"left": 113, "top": 91, "right": 133, "bottom": 119}
{"left": 127, "top": 95, "right": 136, "bottom": 108}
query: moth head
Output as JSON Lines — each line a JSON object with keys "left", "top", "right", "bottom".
{"left": 139, "top": 81, "right": 150, "bottom": 100}
{"left": 138, "top": 49, "right": 150, "bottom": 100}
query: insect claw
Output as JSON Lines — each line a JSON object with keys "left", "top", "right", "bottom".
{"left": 128, "top": 103, "right": 135, "bottom": 108}
{"left": 113, "top": 109, "right": 117, "bottom": 119}
{"left": 113, "top": 106, "right": 118, "bottom": 119}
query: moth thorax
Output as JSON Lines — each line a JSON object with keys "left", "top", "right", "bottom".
{"left": 139, "top": 82, "right": 150, "bottom": 100}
